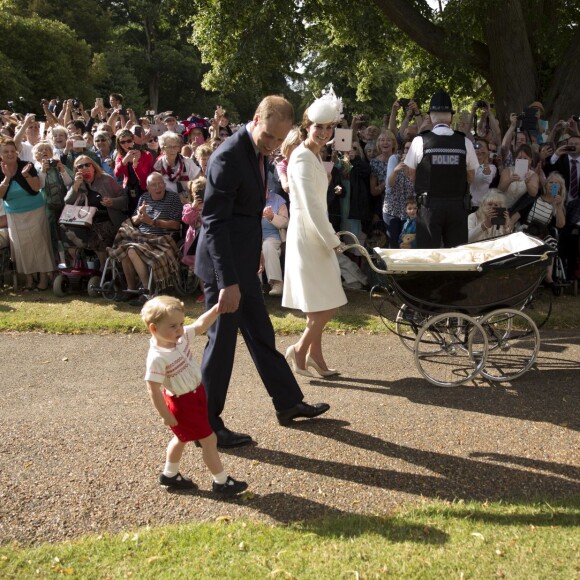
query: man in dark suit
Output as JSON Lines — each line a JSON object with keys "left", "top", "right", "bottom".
{"left": 544, "top": 133, "right": 580, "bottom": 280}
{"left": 195, "top": 95, "right": 330, "bottom": 448}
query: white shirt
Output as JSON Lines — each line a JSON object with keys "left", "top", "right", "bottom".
{"left": 144, "top": 324, "right": 201, "bottom": 397}
{"left": 405, "top": 125, "right": 479, "bottom": 172}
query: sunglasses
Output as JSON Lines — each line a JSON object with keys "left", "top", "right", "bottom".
{"left": 119, "top": 139, "right": 134, "bottom": 144}
{"left": 75, "top": 163, "right": 93, "bottom": 169}
{"left": 95, "top": 138, "right": 107, "bottom": 142}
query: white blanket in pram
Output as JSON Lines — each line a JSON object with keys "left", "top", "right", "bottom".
{"left": 374, "top": 232, "right": 547, "bottom": 272}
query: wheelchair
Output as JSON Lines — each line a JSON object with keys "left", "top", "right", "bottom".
{"left": 93, "top": 238, "right": 199, "bottom": 301}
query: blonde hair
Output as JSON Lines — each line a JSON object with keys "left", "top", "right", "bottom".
{"left": 194, "top": 144, "right": 212, "bottom": 162}
{"left": 280, "top": 127, "right": 301, "bottom": 159}
{"left": 188, "top": 175, "right": 207, "bottom": 202}
{"left": 74, "top": 155, "right": 103, "bottom": 177}
{"left": 141, "top": 295, "right": 184, "bottom": 326}
{"left": 375, "top": 130, "right": 397, "bottom": 156}
{"left": 254, "top": 95, "right": 294, "bottom": 124}
{"left": 476, "top": 189, "right": 507, "bottom": 222}
{"left": 545, "top": 171, "right": 567, "bottom": 198}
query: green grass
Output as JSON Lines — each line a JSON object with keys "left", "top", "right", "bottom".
{"left": 1, "top": 287, "right": 578, "bottom": 335}
{"left": 1, "top": 498, "right": 578, "bottom": 578}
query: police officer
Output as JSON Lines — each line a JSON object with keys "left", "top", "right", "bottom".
{"left": 404, "top": 89, "right": 478, "bottom": 248}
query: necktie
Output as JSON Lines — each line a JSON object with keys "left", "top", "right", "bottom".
{"left": 570, "top": 159, "right": 578, "bottom": 200}
{"left": 258, "top": 153, "right": 267, "bottom": 197}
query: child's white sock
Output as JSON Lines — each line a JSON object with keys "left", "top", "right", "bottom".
{"left": 212, "top": 470, "right": 228, "bottom": 485}
{"left": 163, "top": 461, "right": 180, "bottom": 478}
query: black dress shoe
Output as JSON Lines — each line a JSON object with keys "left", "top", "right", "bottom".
{"left": 276, "top": 402, "right": 330, "bottom": 426}
{"left": 216, "top": 427, "right": 254, "bottom": 448}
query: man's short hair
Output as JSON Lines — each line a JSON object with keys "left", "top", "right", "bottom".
{"left": 254, "top": 96, "right": 294, "bottom": 124}
{"left": 429, "top": 111, "right": 453, "bottom": 125}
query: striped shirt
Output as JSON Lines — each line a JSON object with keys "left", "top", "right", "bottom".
{"left": 134, "top": 190, "right": 183, "bottom": 235}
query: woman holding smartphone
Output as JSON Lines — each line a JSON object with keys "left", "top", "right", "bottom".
{"left": 467, "top": 189, "right": 512, "bottom": 242}
{"left": 114, "top": 128, "right": 154, "bottom": 214}
{"left": 510, "top": 172, "right": 566, "bottom": 291}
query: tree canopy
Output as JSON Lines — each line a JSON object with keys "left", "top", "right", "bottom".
{"left": 1, "top": 0, "right": 578, "bottom": 124}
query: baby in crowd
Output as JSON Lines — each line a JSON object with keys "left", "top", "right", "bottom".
{"left": 398, "top": 197, "right": 417, "bottom": 249}
{"left": 141, "top": 296, "right": 247, "bottom": 494}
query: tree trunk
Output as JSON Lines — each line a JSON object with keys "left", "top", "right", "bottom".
{"left": 543, "top": 26, "right": 580, "bottom": 123}
{"left": 149, "top": 73, "right": 160, "bottom": 113}
{"left": 483, "top": 0, "right": 538, "bottom": 128}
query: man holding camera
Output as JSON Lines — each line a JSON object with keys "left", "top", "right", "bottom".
{"left": 404, "top": 89, "right": 478, "bottom": 248}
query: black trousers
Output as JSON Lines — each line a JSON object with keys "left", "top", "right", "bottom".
{"left": 416, "top": 198, "right": 468, "bottom": 249}
{"left": 200, "top": 274, "right": 304, "bottom": 432}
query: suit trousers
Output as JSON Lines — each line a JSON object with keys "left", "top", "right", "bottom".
{"left": 201, "top": 273, "right": 304, "bottom": 432}
{"left": 416, "top": 199, "right": 468, "bottom": 249}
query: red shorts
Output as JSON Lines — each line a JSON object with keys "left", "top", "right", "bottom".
{"left": 163, "top": 385, "right": 213, "bottom": 443}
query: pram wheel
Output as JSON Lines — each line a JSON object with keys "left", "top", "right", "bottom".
{"left": 52, "top": 274, "right": 69, "bottom": 297}
{"left": 478, "top": 309, "right": 540, "bottom": 382}
{"left": 87, "top": 275, "right": 102, "bottom": 298}
{"left": 522, "top": 287, "right": 552, "bottom": 329}
{"left": 395, "top": 305, "right": 429, "bottom": 352}
{"left": 414, "top": 312, "right": 488, "bottom": 387}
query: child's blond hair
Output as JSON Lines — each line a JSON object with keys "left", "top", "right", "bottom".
{"left": 187, "top": 175, "right": 207, "bottom": 202}
{"left": 141, "top": 295, "right": 184, "bottom": 326}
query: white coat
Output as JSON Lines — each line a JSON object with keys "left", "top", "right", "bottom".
{"left": 282, "top": 143, "right": 347, "bottom": 312}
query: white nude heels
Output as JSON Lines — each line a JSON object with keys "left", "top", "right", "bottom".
{"left": 285, "top": 346, "right": 313, "bottom": 377}
{"left": 306, "top": 356, "right": 340, "bottom": 377}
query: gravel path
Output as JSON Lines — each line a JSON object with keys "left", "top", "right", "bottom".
{"left": 0, "top": 330, "right": 579, "bottom": 546}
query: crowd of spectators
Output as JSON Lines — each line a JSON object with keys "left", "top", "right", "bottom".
{"left": 0, "top": 93, "right": 578, "bottom": 300}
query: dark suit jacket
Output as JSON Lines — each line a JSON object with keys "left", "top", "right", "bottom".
{"left": 195, "top": 127, "right": 266, "bottom": 288}
{"left": 544, "top": 154, "right": 571, "bottom": 189}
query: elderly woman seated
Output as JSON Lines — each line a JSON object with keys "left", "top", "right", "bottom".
{"left": 109, "top": 172, "right": 183, "bottom": 304}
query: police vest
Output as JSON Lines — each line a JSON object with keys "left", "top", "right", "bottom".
{"left": 415, "top": 131, "right": 467, "bottom": 199}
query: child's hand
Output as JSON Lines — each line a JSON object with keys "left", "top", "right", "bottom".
{"left": 163, "top": 414, "right": 178, "bottom": 427}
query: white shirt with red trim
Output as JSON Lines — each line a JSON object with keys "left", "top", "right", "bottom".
{"left": 144, "top": 323, "right": 201, "bottom": 396}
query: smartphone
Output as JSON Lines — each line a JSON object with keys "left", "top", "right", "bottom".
{"left": 73, "top": 140, "right": 87, "bottom": 149}
{"left": 95, "top": 97, "right": 104, "bottom": 108}
{"left": 134, "top": 126, "right": 142, "bottom": 138}
{"left": 491, "top": 214, "right": 506, "bottom": 226}
{"left": 118, "top": 109, "right": 127, "bottom": 117}
{"left": 550, "top": 183, "right": 559, "bottom": 197}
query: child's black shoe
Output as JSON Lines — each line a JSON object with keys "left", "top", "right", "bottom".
{"left": 159, "top": 472, "right": 198, "bottom": 489}
{"left": 212, "top": 476, "right": 248, "bottom": 495}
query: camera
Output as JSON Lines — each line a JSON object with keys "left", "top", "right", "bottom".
{"left": 398, "top": 98, "right": 410, "bottom": 110}
{"left": 491, "top": 214, "right": 506, "bottom": 226}
{"left": 145, "top": 110, "right": 156, "bottom": 116}
{"left": 476, "top": 100, "right": 487, "bottom": 109}
{"left": 48, "top": 159, "right": 58, "bottom": 168}
{"left": 72, "top": 98, "right": 80, "bottom": 109}
{"left": 7, "top": 100, "right": 14, "bottom": 109}
{"left": 572, "top": 115, "right": 579, "bottom": 123}
{"left": 40, "top": 99, "right": 48, "bottom": 106}
{"left": 516, "top": 108, "right": 537, "bottom": 132}
{"left": 563, "top": 145, "right": 577, "bottom": 152}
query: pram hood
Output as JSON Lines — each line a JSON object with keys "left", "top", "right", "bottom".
{"left": 374, "top": 233, "right": 549, "bottom": 272}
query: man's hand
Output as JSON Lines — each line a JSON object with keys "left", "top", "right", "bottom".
{"left": 217, "top": 284, "right": 241, "bottom": 314}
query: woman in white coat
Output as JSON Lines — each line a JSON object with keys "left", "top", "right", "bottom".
{"left": 282, "top": 90, "right": 347, "bottom": 378}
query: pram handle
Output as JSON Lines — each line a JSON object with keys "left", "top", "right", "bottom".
{"left": 336, "top": 231, "right": 389, "bottom": 275}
